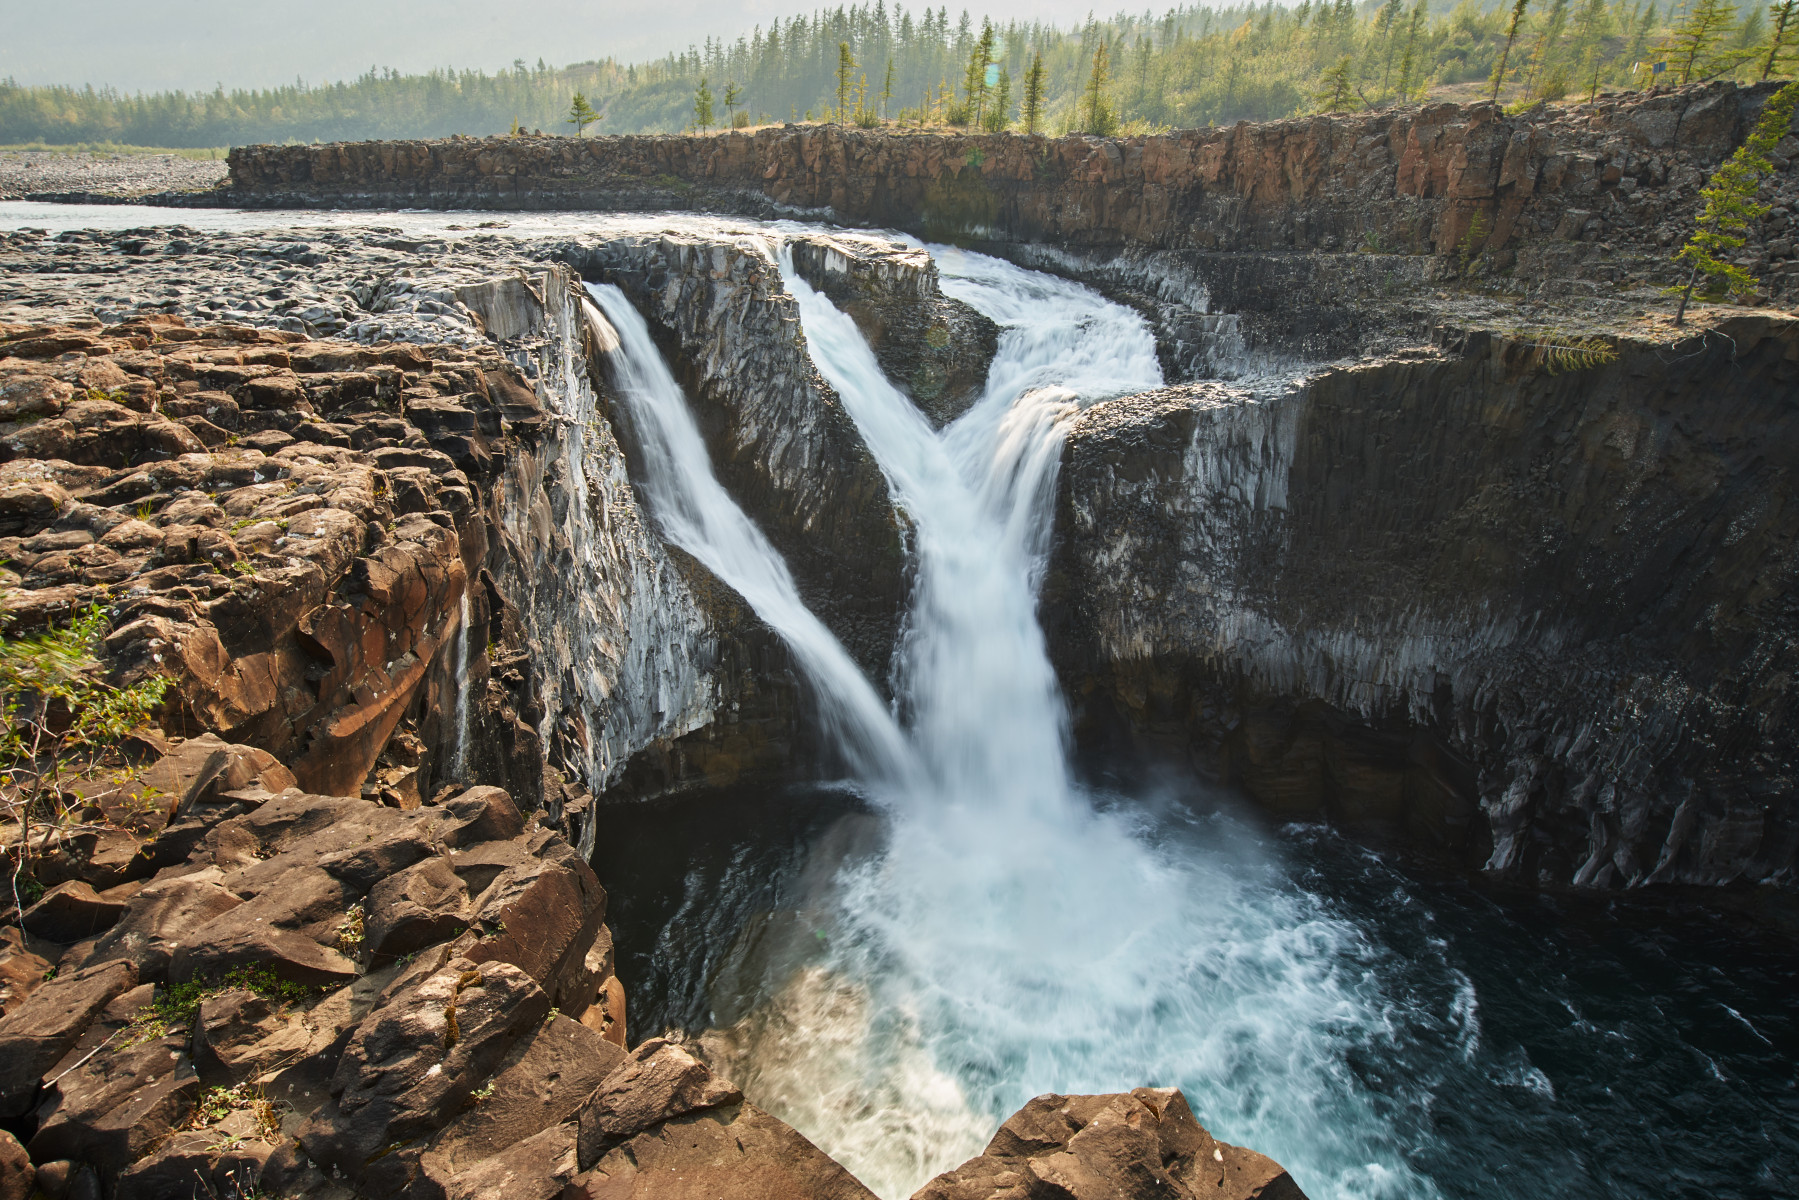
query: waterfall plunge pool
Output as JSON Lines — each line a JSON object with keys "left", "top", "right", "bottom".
{"left": 592, "top": 783, "right": 1798, "bottom": 1200}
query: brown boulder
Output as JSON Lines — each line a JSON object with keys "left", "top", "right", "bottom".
{"left": 440, "top": 1123, "right": 579, "bottom": 1200}
{"left": 914, "top": 1090, "right": 1308, "bottom": 1200}
{"left": 113, "top": 1130, "right": 274, "bottom": 1200}
{"left": 572, "top": 1102, "right": 878, "bottom": 1200}
{"left": 425, "top": 1014, "right": 624, "bottom": 1178}
{"left": 28, "top": 1027, "right": 199, "bottom": 1182}
{"left": 364, "top": 854, "right": 470, "bottom": 963}
{"left": 0, "top": 958, "right": 137, "bottom": 1118}
{"left": 0, "top": 926, "right": 53, "bottom": 1016}
{"left": 21, "top": 881, "right": 130, "bottom": 944}
{"left": 574, "top": 1039, "right": 742, "bottom": 1170}
{"left": 82, "top": 873, "right": 244, "bottom": 982}
{"left": 297, "top": 957, "right": 549, "bottom": 1198}
{"left": 0, "top": 1130, "right": 31, "bottom": 1200}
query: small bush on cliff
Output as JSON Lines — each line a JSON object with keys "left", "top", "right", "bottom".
{"left": 0, "top": 600, "right": 171, "bottom": 914}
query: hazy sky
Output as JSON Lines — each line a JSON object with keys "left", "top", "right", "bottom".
{"left": 4, "top": 0, "right": 1113, "bottom": 93}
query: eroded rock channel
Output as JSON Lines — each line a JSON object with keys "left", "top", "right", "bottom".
{"left": 0, "top": 93, "right": 1795, "bottom": 1200}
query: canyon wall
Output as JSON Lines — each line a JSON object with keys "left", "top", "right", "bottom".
{"left": 1045, "top": 319, "right": 1799, "bottom": 891}
{"left": 225, "top": 82, "right": 1799, "bottom": 358}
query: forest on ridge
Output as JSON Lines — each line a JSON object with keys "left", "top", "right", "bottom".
{"left": 1, "top": 0, "right": 1794, "bottom": 147}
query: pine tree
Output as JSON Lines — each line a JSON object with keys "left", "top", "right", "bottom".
{"left": 1571, "top": 0, "right": 1612, "bottom": 100}
{"left": 1081, "top": 41, "right": 1118, "bottom": 135}
{"left": 1491, "top": 0, "right": 1533, "bottom": 102}
{"left": 882, "top": 57, "right": 896, "bottom": 118}
{"left": 1764, "top": 0, "right": 1799, "bottom": 77}
{"left": 963, "top": 18, "right": 996, "bottom": 127}
{"left": 987, "top": 66, "right": 1012, "bottom": 132}
{"left": 1377, "top": 0, "right": 1406, "bottom": 96}
{"left": 1664, "top": 0, "right": 1743, "bottom": 83}
{"left": 1023, "top": 50, "right": 1048, "bottom": 134}
{"left": 567, "top": 93, "right": 600, "bottom": 136}
{"left": 1674, "top": 78, "right": 1799, "bottom": 321}
{"left": 1397, "top": 0, "right": 1429, "bottom": 100}
{"left": 1316, "top": 55, "right": 1359, "bottom": 110}
{"left": 693, "top": 77, "right": 714, "bottom": 131}
{"left": 1524, "top": 0, "right": 1572, "bottom": 99}
{"left": 723, "top": 81, "right": 743, "bottom": 127}
{"left": 836, "top": 42, "right": 856, "bottom": 123}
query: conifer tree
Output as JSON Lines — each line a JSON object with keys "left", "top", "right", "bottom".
{"left": 723, "top": 81, "right": 743, "bottom": 127}
{"left": 1491, "top": 0, "right": 1533, "bottom": 102}
{"left": 964, "top": 18, "right": 996, "bottom": 126}
{"left": 987, "top": 66, "right": 1012, "bottom": 131}
{"left": 1572, "top": 0, "right": 1612, "bottom": 100}
{"left": 566, "top": 92, "right": 599, "bottom": 136}
{"left": 1081, "top": 41, "right": 1118, "bottom": 134}
{"left": 1664, "top": 0, "right": 1743, "bottom": 83}
{"left": 1674, "top": 78, "right": 1799, "bottom": 322}
{"left": 836, "top": 42, "right": 856, "bottom": 123}
{"left": 1316, "top": 55, "right": 1359, "bottom": 110}
{"left": 1764, "top": 0, "right": 1799, "bottom": 77}
{"left": 1023, "top": 50, "right": 1048, "bottom": 134}
{"left": 882, "top": 57, "right": 896, "bottom": 118}
{"left": 693, "top": 77, "right": 714, "bottom": 131}
{"left": 1396, "top": 0, "right": 1429, "bottom": 100}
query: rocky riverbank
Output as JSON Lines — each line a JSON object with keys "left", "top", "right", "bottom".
{"left": 0, "top": 152, "right": 228, "bottom": 205}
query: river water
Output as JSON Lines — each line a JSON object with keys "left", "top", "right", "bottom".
{"left": 588, "top": 238, "right": 1798, "bottom": 1200}
{"left": 6, "top": 201, "right": 1795, "bottom": 1199}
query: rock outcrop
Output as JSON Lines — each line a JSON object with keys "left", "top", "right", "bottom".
{"left": 223, "top": 82, "right": 1799, "bottom": 362}
{"left": 1047, "top": 319, "right": 1799, "bottom": 891}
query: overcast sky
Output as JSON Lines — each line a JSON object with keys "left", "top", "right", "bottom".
{"left": 4, "top": 0, "right": 1113, "bottom": 93}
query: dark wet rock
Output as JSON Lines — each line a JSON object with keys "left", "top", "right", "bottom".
{"left": 914, "top": 1089, "right": 1307, "bottom": 1200}
{"left": 790, "top": 233, "right": 997, "bottom": 427}
{"left": 1046, "top": 322, "right": 1799, "bottom": 888}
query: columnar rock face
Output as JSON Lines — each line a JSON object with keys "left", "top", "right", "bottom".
{"left": 1046, "top": 319, "right": 1799, "bottom": 890}
{"left": 546, "top": 229, "right": 908, "bottom": 679}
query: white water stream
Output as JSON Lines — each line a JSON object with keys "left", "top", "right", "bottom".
{"left": 590, "top": 248, "right": 1449, "bottom": 1200}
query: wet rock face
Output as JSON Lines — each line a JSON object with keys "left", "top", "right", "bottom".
{"left": 1046, "top": 320, "right": 1799, "bottom": 890}
{"left": 548, "top": 229, "right": 906, "bottom": 682}
{"left": 789, "top": 233, "right": 998, "bottom": 428}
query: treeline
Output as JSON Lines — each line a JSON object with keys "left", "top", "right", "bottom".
{"left": 2, "top": 0, "right": 1796, "bottom": 147}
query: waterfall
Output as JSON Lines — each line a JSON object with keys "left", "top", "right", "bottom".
{"left": 590, "top": 249, "right": 1450, "bottom": 1200}
{"left": 581, "top": 284, "right": 914, "bottom": 787}
{"left": 449, "top": 587, "right": 473, "bottom": 783}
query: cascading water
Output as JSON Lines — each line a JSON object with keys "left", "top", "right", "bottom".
{"left": 585, "top": 241, "right": 1796, "bottom": 1200}
{"left": 581, "top": 284, "right": 913, "bottom": 786}
{"left": 448, "top": 588, "right": 473, "bottom": 783}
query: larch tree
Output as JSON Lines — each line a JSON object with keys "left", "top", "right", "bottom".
{"left": 987, "top": 65, "right": 1011, "bottom": 131}
{"left": 1081, "top": 41, "right": 1118, "bottom": 134}
{"left": 1022, "top": 50, "right": 1047, "bottom": 134}
{"left": 566, "top": 92, "right": 599, "bottom": 135}
{"left": 693, "top": 77, "right": 714, "bottom": 131}
{"left": 882, "top": 57, "right": 896, "bottom": 118}
{"left": 723, "top": 81, "right": 743, "bottom": 127}
{"left": 1316, "top": 55, "right": 1359, "bottom": 110}
{"left": 1673, "top": 78, "right": 1799, "bottom": 322}
{"left": 1664, "top": 0, "right": 1742, "bottom": 83}
{"left": 836, "top": 42, "right": 856, "bottom": 123}
{"left": 1764, "top": 0, "right": 1799, "bottom": 77}
{"left": 1491, "top": 0, "right": 1533, "bottom": 102}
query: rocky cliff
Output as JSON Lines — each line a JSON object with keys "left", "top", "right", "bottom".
{"left": 1046, "top": 319, "right": 1798, "bottom": 893}
{"left": 224, "top": 82, "right": 1799, "bottom": 361}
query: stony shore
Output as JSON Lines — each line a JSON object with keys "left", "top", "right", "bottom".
{"left": 0, "top": 152, "right": 229, "bottom": 204}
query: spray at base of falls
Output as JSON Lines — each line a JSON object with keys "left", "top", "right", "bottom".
{"left": 586, "top": 244, "right": 1458, "bottom": 1200}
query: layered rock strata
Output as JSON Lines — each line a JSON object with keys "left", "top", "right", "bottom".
{"left": 1046, "top": 319, "right": 1799, "bottom": 892}
{"left": 224, "top": 82, "right": 1799, "bottom": 362}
